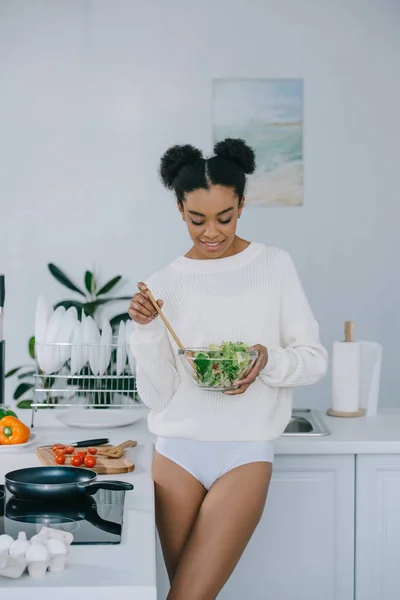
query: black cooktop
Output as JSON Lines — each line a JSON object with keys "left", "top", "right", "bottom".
{"left": 0, "top": 484, "right": 126, "bottom": 545}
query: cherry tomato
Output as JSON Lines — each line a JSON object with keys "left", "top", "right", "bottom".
{"left": 55, "top": 454, "right": 66, "bottom": 465}
{"left": 213, "top": 363, "right": 218, "bottom": 370}
{"left": 84, "top": 455, "right": 97, "bottom": 468}
{"left": 70, "top": 455, "right": 83, "bottom": 467}
{"left": 52, "top": 444, "right": 65, "bottom": 453}
{"left": 76, "top": 451, "right": 87, "bottom": 459}
{"left": 87, "top": 447, "right": 97, "bottom": 455}
{"left": 55, "top": 447, "right": 67, "bottom": 455}
{"left": 65, "top": 446, "right": 75, "bottom": 454}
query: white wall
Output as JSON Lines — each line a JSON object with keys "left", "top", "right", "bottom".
{"left": 1, "top": 0, "right": 399, "bottom": 409}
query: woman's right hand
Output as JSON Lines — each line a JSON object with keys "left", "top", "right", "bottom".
{"left": 128, "top": 282, "right": 164, "bottom": 325}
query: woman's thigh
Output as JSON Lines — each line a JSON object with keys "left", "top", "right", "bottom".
{"left": 167, "top": 460, "right": 273, "bottom": 600}
{"left": 152, "top": 450, "right": 207, "bottom": 582}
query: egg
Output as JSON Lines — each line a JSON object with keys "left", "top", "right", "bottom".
{"left": 26, "top": 542, "right": 50, "bottom": 579}
{"left": 25, "top": 542, "right": 50, "bottom": 562}
{"left": 9, "top": 532, "right": 30, "bottom": 558}
{"left": 0, "top": 534, "right": 14, "bottom": 552}
{"left": 45, "top": 538, "right": 67, "bottom": 557}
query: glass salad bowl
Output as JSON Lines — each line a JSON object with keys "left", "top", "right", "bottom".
{"left": 178, "top": 342, "right": 258, "bottom": 391}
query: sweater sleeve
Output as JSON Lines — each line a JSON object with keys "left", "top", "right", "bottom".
{"left": 130, "top": 318, "right": 180, "bottom": 412}
{"left": 259, "top": 253, "right": 328, "bottom": 388}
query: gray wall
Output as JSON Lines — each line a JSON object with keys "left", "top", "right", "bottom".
{"left": 1, "top": 0, "right": 399, "bottom": 409}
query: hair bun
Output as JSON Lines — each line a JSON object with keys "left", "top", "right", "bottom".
{"left": 160, "top": 144, "right": 203, "bottom": 189}
{"left": 213, "top": 138, "right": 256, "bottom": 174}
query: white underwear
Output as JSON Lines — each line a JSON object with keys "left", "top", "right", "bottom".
{"left": 154, "top": 437, "right": 274, "bottom": 491}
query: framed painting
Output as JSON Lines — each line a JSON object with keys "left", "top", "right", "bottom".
{"left": 213, "top": 78, "right": 303, "bottom": 206}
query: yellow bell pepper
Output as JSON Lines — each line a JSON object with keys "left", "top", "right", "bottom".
{"left": 0, "top": 416, "right": 30, "bottom": 445}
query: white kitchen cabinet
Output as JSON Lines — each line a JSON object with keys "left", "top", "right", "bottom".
{"left": 156, "top": 455, "right": 355, "bottom": 600}
{"left": 219, "top": 455, "right": 355, "bottom": 600}
{"left": 356, "top": 455, "right": 400, "bottom": 600}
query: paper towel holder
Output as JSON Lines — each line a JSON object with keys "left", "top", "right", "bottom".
{"left": 327, "top": 408, "right": 365, "bottom": 418}
{"left": 344, "top": 320, "right": 354, "bottom": 343}
{"left": 327, "top": 320, "right": 366, "bottom": 418}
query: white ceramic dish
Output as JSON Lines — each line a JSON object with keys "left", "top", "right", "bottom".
{"left": 55, "top": 409, "right": 142, "bottom": 429}
{"left": 55, "top": 307, "right": 78, "bottom": 369}
{"left": 70, "top": 320, "right": 83, "bottom": 375}
{"left": 34, "top": 296, "right": 53, "bottom": 343}
{"left": 80, "top": 314, "right": 90, "bottom": 367}
{"left": 98, "top": 319, "right": 112, "bottom": 376}
{"left": 40, "top": 306, "right": 66, "bottom": 373}
{"left": 34, "top": 296, "right": 53, "bottom": 372}
{"left": 116, "top": 321, "right": 127, "bottom": 375}
{"left": 45, "top": 306, "right": 65, "bottom": 342}
{"left": 83, "top": 317, "right": 100, "bottom": 375}
{"left": 0, "top": 433, "right": 37, "bottom": 452}
{"left": 125, "top": 320, "right": 136, "bottom": 376}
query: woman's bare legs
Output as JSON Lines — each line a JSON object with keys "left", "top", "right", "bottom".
{"left": 152, "top": 450, "right": 207, "bottom": 582}
{"left": 166, "top": 461, "right": 272, "bottom": 600}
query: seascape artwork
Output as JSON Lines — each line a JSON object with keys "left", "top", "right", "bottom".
{"left": 213, "top": 78, "right": 303, "bottom": 206}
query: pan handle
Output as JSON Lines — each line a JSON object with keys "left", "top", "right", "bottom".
{"left": 79, "top": 481, "right": 134, "bottom": 495}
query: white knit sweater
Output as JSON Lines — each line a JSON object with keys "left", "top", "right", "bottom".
{"left": 130, "top": 243, "right": 328, "bottom": 441}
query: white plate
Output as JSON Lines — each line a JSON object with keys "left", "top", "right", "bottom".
{"left": 35, "top": 296, "right": 53, "bottom": 343}
{"left": 40, "top": 306, "right": 66, "bottom": 373}
{"left": 70, "top": 319, "right": 83, "bottom": 375}
{"left": 55, "top": 306, "right": 78, "bottom": 369}
{"left": 116, "top": 321, "right": 127, "bottom": 375}
{"left": 55, "top": 409, "right": 142, "bottom": 429}
{"left": 98, "top": 319, "right": 112, "bottom": 376}
{"left": 0, "top": 433, "right": 37, "bottom": 451}
{"left": 35, "top": 296, "right": 53, "bottom": 372}
{"left": 84, "top": 316, "right": 100, "bottom": 375}
{"left": 45, "top": 306, "right": 65, "bottom": 342}
{"left": 80, "top": 314, "right": 90, "bottom": 367}
{"left": 125, "top": 320, "right": 136, "bottom": 376}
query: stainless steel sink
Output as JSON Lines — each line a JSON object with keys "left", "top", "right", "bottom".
{"left": 282, "top": 409, "right": 330, "bottom": 436}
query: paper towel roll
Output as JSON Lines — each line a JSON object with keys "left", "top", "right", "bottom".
{"left": 359, "top": 341, "right": 382, "bottom": 416}
{"left": 331, "top": 321, "right": 361, "bottom": 414}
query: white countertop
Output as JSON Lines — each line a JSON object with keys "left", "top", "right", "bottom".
{"left": 276, "top": 409, "right": 400, "bottom": 454}
{"left": 2, "top": 405, "right": 400, "bottom": 597}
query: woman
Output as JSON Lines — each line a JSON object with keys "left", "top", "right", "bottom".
{"left": 129, "top": 138, "right": 327, "bottom": 600}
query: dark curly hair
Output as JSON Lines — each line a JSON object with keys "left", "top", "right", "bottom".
{"left": 159, "top": 138, "right": 256, "bottom": 205}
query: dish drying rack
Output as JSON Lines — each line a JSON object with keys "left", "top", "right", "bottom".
{"left": 30, "top": 340, "right": 142, "bottom": 427}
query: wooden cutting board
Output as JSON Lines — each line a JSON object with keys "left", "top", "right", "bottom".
{"left": 35, "top": 444, "right": 135, "bottom": 475}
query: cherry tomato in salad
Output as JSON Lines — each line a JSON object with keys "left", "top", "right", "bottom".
{"left": 83, "top": 455, "right": 97, "bottom": 468}
{"left": 70, "top": 455, "right": 83, "bottom": 467}
{"left": 213, "top": 363, "right": 218, "bottom": 370}
{"left": 87, "top": 447, "right": 97, "bottom": 455}
{"left": 65, "top": 446, "right": 75, "bottom": 454}
{"left": 55, "top": 454, "right": 66, "bottom": 465}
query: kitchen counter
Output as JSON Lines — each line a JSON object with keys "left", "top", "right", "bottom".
{"left": 0, "top": 407, "right": 156, "bottom": 600}
{"left": 3, "top": 406, "right": 400, "bottom": 599}
{"left": 277, "top": 408, "right": 400, "bottom": 454}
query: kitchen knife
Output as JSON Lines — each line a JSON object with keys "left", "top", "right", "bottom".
{"left": 44, "top": 438, "right": 110, "bottom": 448}
{"left": 0, "top": 274, "right": 4, "bottom": 341}
{"left": 0, "top": 274, "right": 4, "bottom": 406}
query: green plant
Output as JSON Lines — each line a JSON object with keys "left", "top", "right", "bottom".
{"left": 6, "top": 264, "right": 133, "bottom": 408}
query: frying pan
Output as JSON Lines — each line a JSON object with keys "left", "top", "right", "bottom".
{"left": 6, "top": 494, "right": 122, "bottom": 537}
{"left": 5, "top": 467, "right": 134, "bottom": 501}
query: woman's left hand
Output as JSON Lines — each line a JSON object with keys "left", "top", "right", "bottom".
{"left": 224, "top": 344, "right": 268, "bottom": 395}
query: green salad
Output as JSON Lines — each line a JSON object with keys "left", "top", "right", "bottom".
{"left": 193, "top": 341, "right": 253, "bottom": 388}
